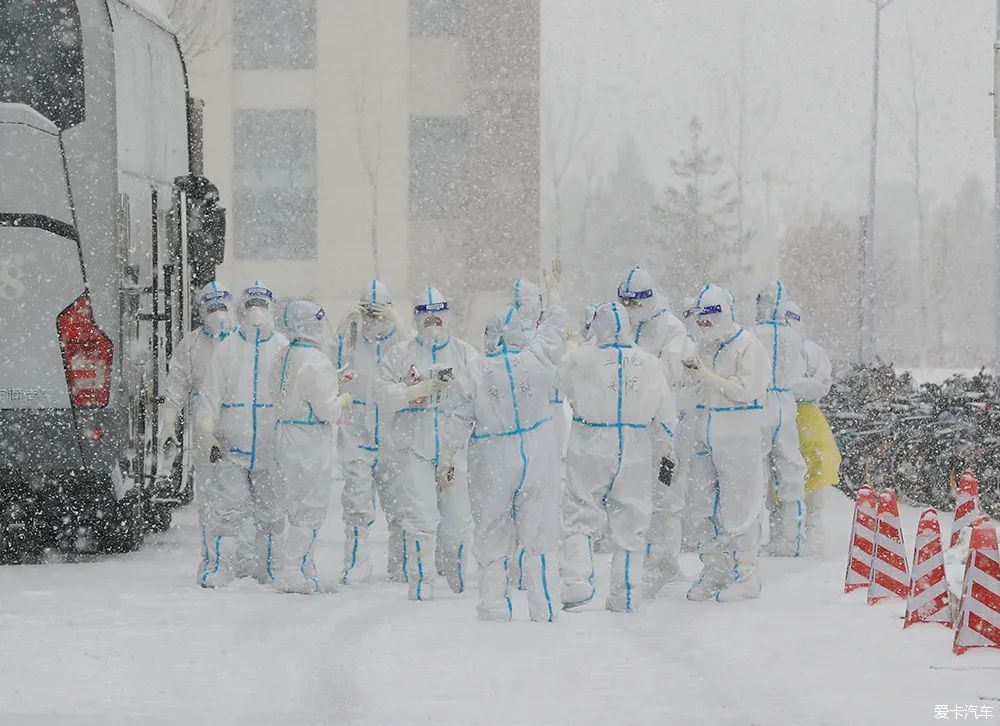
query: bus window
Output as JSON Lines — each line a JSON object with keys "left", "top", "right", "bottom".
{"left": 0, "top": 0, "right": 85, "bottom": 130}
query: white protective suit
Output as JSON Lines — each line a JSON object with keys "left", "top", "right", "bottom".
{"left": 272, "top": 300, "right": 350, "bottom": 593}
{"left": 509, "top": 277, "right": 570, "bottom": 592}
{"left": 335, "top": 280, "right": 406, "bottom": 584}
{"left": 785, "top": 300, "right": 835, "bottom": 554}
{"left": 617, "top": 267, "right": 695, "bottom": 591}
{"left": 160, "top": 282, "right": 236, "bottom": 577}
{"left": 755, "top": 282, "right": 809, "bottom": 557}
{"left": 377, "top": 287, "right": 477, "bottom": 601}
{"left": 455, "top": 305, "right": 568, "bottom": 621}
{"left": 685, "top": 285, "right": 769, "bottom": 602}
{"left": 197, "top": 281, "right": 290, "bottom": 588}
{"left": 561, "top": 302, "right": 676, "bottom": 613}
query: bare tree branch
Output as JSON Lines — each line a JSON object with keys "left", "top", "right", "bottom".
{"left": 162, "top": 0, "right": 229, "bottom": 62}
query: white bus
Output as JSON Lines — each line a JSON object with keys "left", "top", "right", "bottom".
{"left": 0, "top": 0, "right": 224, "bottom": 557}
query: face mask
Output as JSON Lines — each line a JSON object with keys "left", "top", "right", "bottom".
{"left": 244, "top": 307, "right": 272, "bottom": 331}
{"left": 417, "top": 315, "right": 446, "bottom": 342}
{"left": 204, "top": 310, "right": 229, "bottom": 334}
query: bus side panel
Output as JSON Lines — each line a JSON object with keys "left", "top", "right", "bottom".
{"left": 62, "top": 0, "right": 119, "bottom": 388}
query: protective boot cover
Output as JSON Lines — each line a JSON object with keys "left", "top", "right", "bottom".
{"left": 477, "top": 558, "right": 514, "bottom": 621}
{"left": 406, "top": 532, "right": 437, "bottom": 601}
{"left": 522, "top": 552, "right": 559, "bottom": 622}
{"left": 687, "top": 550, "right": 732, "bottom": 601}
{"left": 199, "top": 534, "right": 237, "bottom": 589}
{"left": 561, "top": 533, "right": 596, "bottom": 609}
{"left": 607, "top": 547, "right": 642, "bottom": 613}
{"left": 340, "top": 523, "right": 373, "bottom": 585}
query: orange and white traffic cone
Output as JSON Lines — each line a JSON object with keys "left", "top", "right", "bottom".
{"left": 868, "top": 488, "right": 909, "bottom": 605}
{"left": 903, "top": 509, "right": 951, "bottom": 628}
{"left": 953, "top": 520, "right": 1000, "bottom": 655}
{"left": 950, "top": 470, "right": 982, "bottom": 549}
{"left": 845, "top": 484, "right": 877, "bottom": 593}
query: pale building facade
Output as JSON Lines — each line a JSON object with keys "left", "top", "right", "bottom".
{"left": 184, "top": 0, "right": 539, "bottom": 331}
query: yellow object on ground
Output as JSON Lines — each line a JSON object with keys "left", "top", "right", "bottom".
{"left": 796, "top": 403, "right": 842, "bottom": 492}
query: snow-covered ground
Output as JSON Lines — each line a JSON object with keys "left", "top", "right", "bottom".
{"left": 1, "top": 491, "right": 997, "bottom": 726}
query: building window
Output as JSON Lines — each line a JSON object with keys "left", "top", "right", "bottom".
{"left": 233, "top": 0, "right": 316, "bottom": 70}
{"left": 409, "top": 0, "right": 465, "bottom": 37}
{"left": 233, "top": 109, "right": 316, "bottom": 260}
{"left": 410, "top": 117, "right": 469, "bottom": 219}
{"left": 0, "top": 0, "right": 85, "bottom": 130}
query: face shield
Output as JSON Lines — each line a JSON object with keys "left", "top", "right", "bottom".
{"left": 414, "top": 294, "right": 450, "bottom": 343}
{"left": 197, "top": 283, "right": 234, "bottom": 336}
{"left": 240, "top": 283, "right": 275, "bottom": 335}
{"left": 692, "top": 285, "right": 738, "bottom": 343}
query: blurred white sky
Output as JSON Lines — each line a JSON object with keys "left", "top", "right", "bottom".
{"left": 543, "top": 0, "right": 995, "bottom": 209}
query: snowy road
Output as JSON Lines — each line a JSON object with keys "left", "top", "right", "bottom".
{"left": 1, "top": 492, "right": 997, "bottom": 725}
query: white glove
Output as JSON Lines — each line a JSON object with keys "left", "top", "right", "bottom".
{"left": 690, "top": 361, "right": 731, "bottom": 392}
{"left": 436, "top": 448, "right": 457, "bottom": 493}
{"left": 338, "top": 368, "right": 356, "bottom": 388}
{"left": 335, "top": 392, "right": 354, "bottom": 412}
{"left": 543, "top": 258, "right": 563, "bottom": 306}
{"left": 372, "top": 303, "right": 400, "bottom": 326}
{"left": 159, "top": 404, "right": 180, "bottom": 449}
{"left": 336, "top": 309, "right": 362, "bottom": 339}
{"left": 406, "top": 378, "right": 438, "bottom": 401}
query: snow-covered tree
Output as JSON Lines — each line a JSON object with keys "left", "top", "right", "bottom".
{"left": 652, "top": 117, "right": 738, "bottom": 296}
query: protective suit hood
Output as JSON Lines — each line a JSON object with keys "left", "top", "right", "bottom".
{"left": 783, "top": 299, "right": 806, "bottom": 336}
{"left": 591, "top": 302, "right": 632, "bottom": 347}
{"left": 512, "top": 278, "right": 544, "bottom": 331}
{"left": 757, "top": 281, "right": 787, "bottom": 323}
{"left": 361, "top": 279, "right": 393, "bottom": 308}
{"left": 414, "top": 286, "right": 450, "bottom": 344}
{"left": 197, "top": 281, "right": 235, "bottom": 337}
{"left": 581, "top": 303, "right": 600, "bottom": 342}
{"left": 360, "top": 279, "right": 395, "bottom": 339}
{"left": 618, "top": 266, "right": 660, "bottom": 324}
{"left": 694, "top": 284, "right": 739, "bottom": 343}
{"left": 484, "top": 306, "right": 529, "bottom": 353}
{"left": 282, "top": 300, "right": 329, "bottom": 344}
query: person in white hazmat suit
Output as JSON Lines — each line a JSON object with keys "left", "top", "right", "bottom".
{"left": 158, "top": 281, "right": 237, "bottom": 577}
{"left": 455, "top": 289, "right": 568, "bottom": 621}
{"left": 271, "top": 300, "right": 352, "bottom": 593}
{"left": 784, "top": 300, "right": 838, "bottom": 555}
{"left": 754, "top": 281, "right": 809, "bottom": 557}
{"left": 560, "top": 302, "right": 677, "bottom": 613}
{"left": 508, "top": 271, "right": 570, "bottom": 592}
{"left": 196, "top": 281, "right": 289, "bottom": 588}
{"left": 377, "top": 287, "right": 478, "bottom": 601}
{"left": 684, "top": 284, "right": 769, "bottom": 602}
{"left": 615, "top": 266, "right": 695, "bottom": 593}
{"left": 334, "top": 280, "right": 407, "bottom": 585}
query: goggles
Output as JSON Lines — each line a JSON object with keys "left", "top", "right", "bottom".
{"left": 785, "top": 311, "right": 802, "bottom": 322}
{"left": 201, "top": 290, "right": 231, "bottom": 305}
{"left": 617, "top": 287, "right": 654, "bottom": 306}
{"left": 244, "top": 298, "right": 270, "bottom": 309}
{"left": 415, "top": 301, "right": 449, "bottom": 314}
